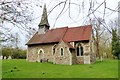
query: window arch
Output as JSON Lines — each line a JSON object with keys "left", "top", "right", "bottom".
{"left": 77, "top": 46, "right": 83, "bottom": 56}
{"left": 60, "top": 48, "right": 64, "bottom": 56}
{"left": 38, "top": 49, "right": 44, "bottom": 54}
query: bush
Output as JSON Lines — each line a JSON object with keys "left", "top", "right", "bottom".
{"left": 12, "top": 49, "right": 26, "bottom": 59}
{"left": 2, "top": 47, "right": 13, "bottom": 59}
{"left": 2, "top": 47, "right": 26, "bottom": 59}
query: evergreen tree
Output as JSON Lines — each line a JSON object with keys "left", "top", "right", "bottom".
{"left": 111, "top": 29, "right": 120, "bottom": 59}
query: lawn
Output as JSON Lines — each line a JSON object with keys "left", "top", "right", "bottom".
{"left": 2, "top": 59, "right": 119, "bottom": 78}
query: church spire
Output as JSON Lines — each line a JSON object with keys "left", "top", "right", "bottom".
{"left": 38, "top": 4, "right": 50, "bottom": 34}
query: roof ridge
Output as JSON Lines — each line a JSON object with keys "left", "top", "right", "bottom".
{"left": 68, "top": 25, "right": 92, "bottom": 29}
{"left": 50, "top": 26, "right": 68, "bottom": 30}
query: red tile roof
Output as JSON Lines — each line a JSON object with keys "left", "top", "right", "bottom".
{"left": 63, "top": 25, "right": 92, "bottom": 42}
{"left": 26, "top": 25, "right": 92, "bottom": 45}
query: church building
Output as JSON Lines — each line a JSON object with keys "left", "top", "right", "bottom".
{"left": 26, "top": 4, "right": 96, "bottom": 65}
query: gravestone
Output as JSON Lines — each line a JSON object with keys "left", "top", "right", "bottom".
{"left": 4, "top": 56, "right": 6, "bottom": 59}
{"left": 84, "top": 55, "right": 90, "bottom": 64}
{"left": 0, "top": 56, "right": 2, "bottom": 59}
{"left": 8, "top": 56, "right": 12, "bottom": 59}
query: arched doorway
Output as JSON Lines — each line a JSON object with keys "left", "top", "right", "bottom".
{"left": 37, "top": 49, "right": 44, "bottom": 62}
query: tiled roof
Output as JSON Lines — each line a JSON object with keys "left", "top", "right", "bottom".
{"left": 63, "top": 25, "right": 92, "bottom": 42}
{"left": 26, "top": 25, "right": 92, "bottom": 45}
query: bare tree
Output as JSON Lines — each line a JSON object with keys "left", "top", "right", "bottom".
{"left": 47, "top": 0, "right": 118, "bottom": 29}
{"left": 0, "top": 0, "right": 41, "bottom": 46}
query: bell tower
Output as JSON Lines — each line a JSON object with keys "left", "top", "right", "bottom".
{"left": 38, "top": 4, "right": 50, "bottom": 34}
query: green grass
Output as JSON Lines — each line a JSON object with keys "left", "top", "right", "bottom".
{"left": 2, "top": 59, "right": 118, "bottom": 78}
{"left": 0, "top": 60, "right": 2, "bottom": 79}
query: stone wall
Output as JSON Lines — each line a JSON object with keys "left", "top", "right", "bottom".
{"left": 54, "top": 41, "right": 72, "bottom": 65}
{"left": 76, "top": 56, "right": 84, "bottom": 64}
{"left": 27, "top": 44, "right": 55, "bottom": 62}
{"left": 27, "top": 38, "right": 95, "bottom": 64}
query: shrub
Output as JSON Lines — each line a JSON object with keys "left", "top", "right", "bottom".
{"left": 2, "top": 47, "right": 26, "bottom": 59}
{"left": 12, "top": 49, "right": 26, "bottom": 59}
{"left": 2, "top": 47, "right": 13, "bottom": 59}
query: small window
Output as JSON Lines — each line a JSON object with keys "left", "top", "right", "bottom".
{"left": 53, "top": 44, "right": 56, "bottom": 55}
{"left": 77, "top": 47, "right": 80, "bottom": 56}
{"left": 53, "top": 48, "right": 55, "bottom": 55}
{"left": 61, "top": 48, "right": 64, "bottom": 56}
{"left": 80, "top": 46, "right": 83, "bottom": 56}
{"left": 77, "top": 46, "right": 83, "bottom": 56}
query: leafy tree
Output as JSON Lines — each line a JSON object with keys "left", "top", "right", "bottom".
{"left": 111, "top": 29, "right": 120, "bottom": 59}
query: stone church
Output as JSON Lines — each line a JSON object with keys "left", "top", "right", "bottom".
{"left": 26, "top": 4, "right": 96, "bottom": 65}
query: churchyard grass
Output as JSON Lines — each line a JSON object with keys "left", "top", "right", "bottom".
{"left": 2, "top": 59, "right": 118, "bottom": 78}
